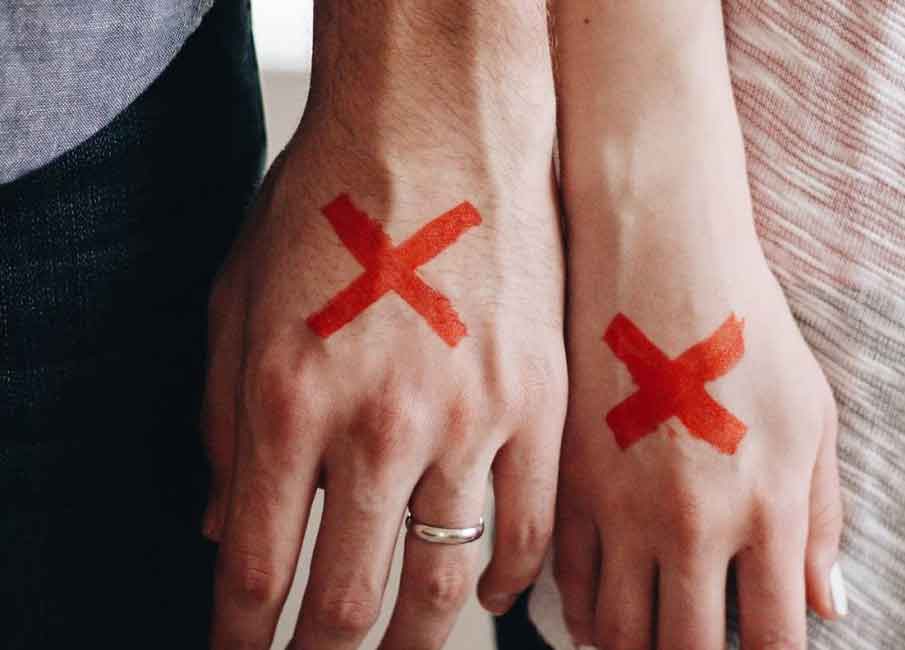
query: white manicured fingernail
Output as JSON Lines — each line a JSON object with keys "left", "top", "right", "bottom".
{"left": 830, "top": 562, "right": 848, "bottom": 617}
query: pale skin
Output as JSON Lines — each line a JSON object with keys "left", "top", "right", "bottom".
{"left": 554, "top": 2, "right": 844, "bottom": 650}
{"left": 202, "top": 2, "right": 567, "bottom": 649}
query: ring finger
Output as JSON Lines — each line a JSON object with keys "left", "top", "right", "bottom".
{"left": 378, "top": 459, "right": 492, "bottom": 650}
{"left": 657, "top": 548, "right": 730, "bottom": 650}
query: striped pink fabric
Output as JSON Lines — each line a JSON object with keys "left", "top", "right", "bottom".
{"left": 728, "top": 2, "right": 905, "bottom": 646}
{"left": 531, "top": 2, "right": 905, "bottom": 647}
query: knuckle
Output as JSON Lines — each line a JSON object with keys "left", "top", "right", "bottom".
{"left": 496, "top": 376, "right": 530, "bottom": 422}
{"left": 499, "top": 517, "right": 553, "bottom": 561}
{"left": 446, "top": 399, "right": 479, "bottom": 439}
{"left": 222, "top": 547, "right": 283, "bottom": 606}
{"left": 310, "top": 595, "right": 381, "bottom": 637}
{"left": 360, "top": 397, "right": 418, "bottom": 464}
{"left": 341, "top": 479, "right": 396, "bottom": 520}
{"left": 753, "top": 487, "right": 809, "bottom": 543}
{"left": 484, "top": 359, "right": 533, "bottom": 425}
{"left": 667, "top": 487, "right": 711, "bottom": 549}
{"left": 243, "top": 351, "right": 290, "bottom": 413}
{"left": 242, "top": 352, "right": 310, "bottom": 449}
{"left": 413, "top": 564, "right": 470, "bottom": 613}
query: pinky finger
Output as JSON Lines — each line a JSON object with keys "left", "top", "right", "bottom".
{"left": 200, "top": 270, "right": 245, "bottom": 542}
{"left": 736, "top": 522, "right": 808, "bottom": 650}
{"left": 553, "top": 508, "right": 600, "bottom": 647}
{"left": 806, "top": 413, "right": 846, "bottom": 619}
{"left": 478, "top": 430, "right": 560, "bottom": 616}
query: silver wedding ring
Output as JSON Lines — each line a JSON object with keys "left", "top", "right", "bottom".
{"left": 405, "top": 514, "right": 485, "bottom": 545}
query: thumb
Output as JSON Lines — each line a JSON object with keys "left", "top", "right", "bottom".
{"left": 804, "top": 400, "right": 846, "bottom": 619}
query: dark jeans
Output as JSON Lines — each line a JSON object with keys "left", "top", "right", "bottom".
{"left": 1, "top": 1, "right": 555, "bottom": 647}
{"left": 0, "top": 0, "right": 265, "bottom": 646}
{"left": 495, "top": 591, "right": 554, "bottom": 650}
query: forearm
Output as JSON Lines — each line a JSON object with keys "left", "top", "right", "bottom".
{"left": 303, "top": 0, "right": 555, "bottom": 166}
{"left": 555, "top": 1, "right": 753, "bottom": 236}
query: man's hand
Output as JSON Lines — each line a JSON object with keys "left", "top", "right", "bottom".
{"left": 202, "top": 3, "right": 566, "bottom": 648}
{"left": 553, "top": 2, "right": 845, "bottom": 648}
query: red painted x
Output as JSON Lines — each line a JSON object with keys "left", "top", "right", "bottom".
{"left": 306, "top": 194, "right": 481, "bottom": 347}
{"left": 603, "top": 313, "right": 748, "bottom": 455}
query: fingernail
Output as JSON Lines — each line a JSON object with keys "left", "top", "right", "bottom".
{"left": 485, "top": 593, "right": 516, "bottom": 614}
{"left": 830, "top": 561, "right": 848, "bottom": 617}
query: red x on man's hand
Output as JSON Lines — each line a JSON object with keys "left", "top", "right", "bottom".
{"left": 306, "top": 194, "right": 482, "bottom": 347}
{"left": 603, "top": 313, "right": 748, "bottom": 455}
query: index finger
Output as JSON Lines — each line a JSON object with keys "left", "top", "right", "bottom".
{"left": 210, "top": 416, "right": 318, "bottom": 649}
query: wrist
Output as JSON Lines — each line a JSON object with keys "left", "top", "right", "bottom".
{"left": 555, "top": 1, "right": 753, "bottom": 237}
{"left": 563, "top": 130, "right": 755, "bottom": 238}
{"left": 310, "top": 1, "right": 552, "bottom": 92}
{"left": 302, "top": 1, "right": 555, "bottom": 162}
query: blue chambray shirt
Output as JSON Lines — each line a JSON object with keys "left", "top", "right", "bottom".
{"left": 0, "top": 0, "right": 215, "bottom": 183}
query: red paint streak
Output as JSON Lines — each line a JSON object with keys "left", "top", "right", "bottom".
{"left": 603, "top": 313, "right": 747, "bottom": 455}
{"left": 306, "top": 194, "right": 482, "bottom": 347}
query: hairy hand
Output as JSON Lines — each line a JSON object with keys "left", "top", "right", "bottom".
{"left": 202, "top": 3, "right": 565, "bottom": 648}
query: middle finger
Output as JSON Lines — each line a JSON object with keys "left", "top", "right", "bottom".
{"left": 378, "top": 460, "right": 491, "bottom": 650}
{"left": 290, "top": 452, "right": 414, "bottom": 650}
{"left": 657, "top": 547, "right": 730, "bottom": 650}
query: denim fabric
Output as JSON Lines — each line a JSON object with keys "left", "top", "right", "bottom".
{"left": 0, "top": 0, "right": 265, "bottom": 646}
{"left": 495, "top": 591, "right": 553, "bottom": 650}
{"left": 0, "top": 0, "right": 215, "bottom": 183}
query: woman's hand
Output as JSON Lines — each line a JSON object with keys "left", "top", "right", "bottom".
{"left": 557, "top": 230, "right": 843, "bottom": 649}
{"left": 553, "top": 2, "right": 845, "bottom": 648}
{"left": 201, "top": 3, "right": 567, "bottom": 648}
